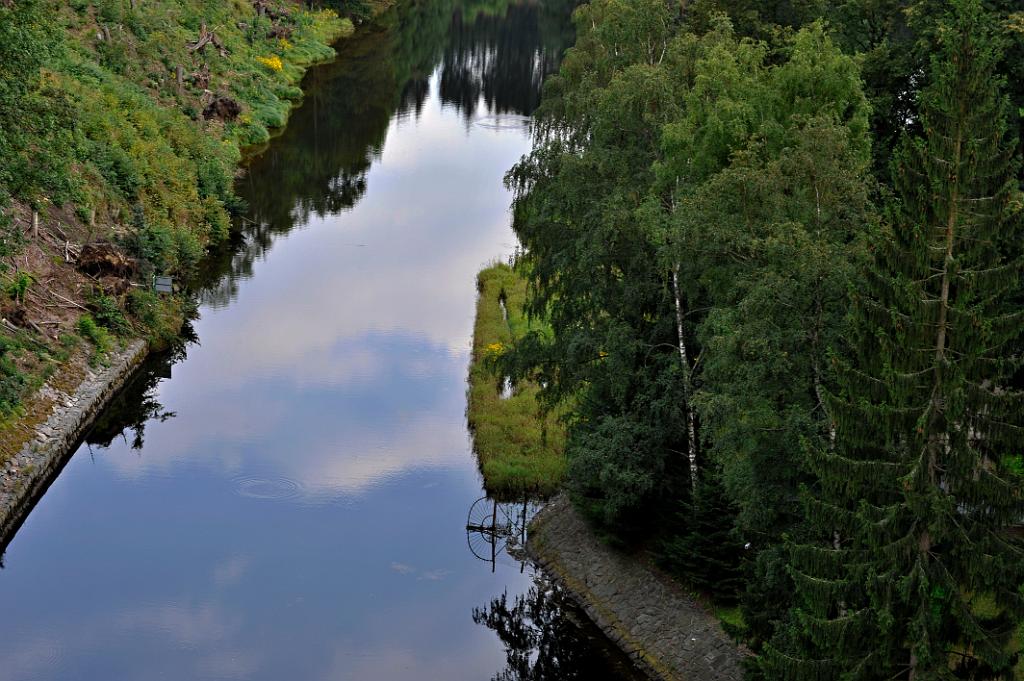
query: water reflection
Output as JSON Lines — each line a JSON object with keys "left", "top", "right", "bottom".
{"left": 0, "top": 1, "right": 645, "bottom": 679}
{"left": 440, "top": 0, "right": 570, "bottom": 118}
{"left": 466, "top": 496, "right": 539, "bottom": 572}
{"left": 474, "top": 572, "right": 647, "bottom": 681}
{"left": 84, "top": 328, "right": 193, "bottom": 451}
{"left": 208, "top": 0, "right": 572, "bottom": 307}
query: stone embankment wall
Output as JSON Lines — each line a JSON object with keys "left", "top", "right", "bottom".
{"left": 0, "top": 341, "right": 148, "bottom": 548}
{"left": 528, "top": 495, "right": 747, "bottom": 681}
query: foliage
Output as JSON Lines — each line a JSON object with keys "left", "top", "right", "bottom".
{"left": 0, "top": 0, "right": 355, "bottom": 433}
{"left": 764, "top": 2, "right": 1024, "bottom": 677}
{"left": 0, "top": 336, "right": 27, "bottom": 419}
{"left": 76, "top": 314, "right": 113, "bottom": 356}
{"left": 506, "top": 0, "right": 691, "bottom": 530}
{"left": 0, "top": 0, "right": 351, "bottom": 282}
{"left": 506, "top": 0, "right": 1024, "bottom": 672}
{"left": 88, "top": 292, "right": 131, "bottom": 337}
{"left": 507, "top": 0, "right": 871, "bottom": 548}
{"left": 126, "top": 289, "right": 185, "bottom": 350}
{"left": 0, "top": 0, "right": 76, "bottom": 213}
{"left": 5, "top": 272, "right": 34, "bottom": 305}
{"left": 658, "top": 470, "right": 746, "bottom": 604}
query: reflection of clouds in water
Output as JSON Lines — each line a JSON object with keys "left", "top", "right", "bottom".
{"left": 114, "top": 602, "right": 241, "bottom": 648}
{"left": 102, "top": 403, "right": 470, "bottom": 500}
{"left": 0, "top": 634, "right": 63, "bottom": 681}
{"left": 196, "top": 650, "right": 264, "bottom": 679}
{"left": 320, "top": 641, "right": 499, "bottom": 681}
{"left": 0, "top": 602, "right": 251, "bottom": 681}
{"left": 233, "top": 475, "right": 305, "bottom": 501}
{"left": 188, "top": 83, "right": 527, "bottom": 387}
{"left": 102, "top": 332, "right": 472, "bottom": 499}
{"left": 213, "top": 556, "right": 252, "bottom": 587}
{"left": 285, "top": 414, "right": 470, "bottom": 498}
{"left": 387, "top": 562, "right": 452, "bottom": 582}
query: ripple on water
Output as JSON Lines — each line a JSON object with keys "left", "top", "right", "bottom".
{"left": 472, "top": 114, "right": 532, "bottom": 131}
{"left": 232, "top": 475, "right": 304, "bottom": 502}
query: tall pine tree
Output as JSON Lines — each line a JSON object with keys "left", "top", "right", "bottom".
{"left": 766, "top": 1, "right": 1024, "bottom": 678}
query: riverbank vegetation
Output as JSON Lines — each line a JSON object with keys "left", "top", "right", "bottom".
{"left": 469, "top": 263, "right": 566, "bottom": 498}
{"left": 504, "top": 0, "right": 1024, "bottom": 676}
{"left": 0, "top": 0, "right": 359, "bottom": 429}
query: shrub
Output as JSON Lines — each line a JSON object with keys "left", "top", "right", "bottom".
{"left": 5, "top": 271, "right": 34, "bottom": 304}
{"left": 0, "top": 365, "right": 25, "bottom": 417}
{"left": 89, "top": 293, "right": 131, "bottom": 336}
{"left": 77, "top": 314, "right": 113, "bottom": 360}
{"left": 126, "top": 288, "right": 182, "bottom": 348}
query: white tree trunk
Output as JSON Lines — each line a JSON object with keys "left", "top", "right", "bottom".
{"left": 672, "top": 263, "right": 699, "bottom": 496}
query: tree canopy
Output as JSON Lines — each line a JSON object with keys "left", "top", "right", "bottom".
{"left": 505, "top": 0, "right": 1024, "bottom": 675}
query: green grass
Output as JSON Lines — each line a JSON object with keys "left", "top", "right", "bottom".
{"left": 0, "top": 0, "right": 360, "bottom": 421}
{"left": 76, "top": 314, "right": 115, "bottom": 365}
{"left": 714, "top": 604, "right": 746, "bottom": 641}
{"left": 467, "top": 263, "right": 565, "bottom": 500}
{"left": 0, "top": 1, "right": 354, "bottom": 283}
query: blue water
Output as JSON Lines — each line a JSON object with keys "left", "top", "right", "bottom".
{"left": 0, "top": 3, "right": 643, "bottom": 679}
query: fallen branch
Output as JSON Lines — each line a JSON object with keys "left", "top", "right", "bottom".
{"left": 188, "top": 24, "right": 228, "bottom": 56}
{"left": 42, "top": 287, "right": 88, "bottom": 311}
{"left": 51, "top": 221, "right": 68, "bottom": 241}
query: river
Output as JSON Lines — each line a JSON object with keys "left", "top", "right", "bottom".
{"left": 0, "top": 1, "right": 646, "bottom": 680}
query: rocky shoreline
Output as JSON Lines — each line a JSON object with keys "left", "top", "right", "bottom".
{"left": 528, "top": 495, "right": 747, "bottom": 681}
{"left": 0, "top": 340, "right": 148, "bottom": 550}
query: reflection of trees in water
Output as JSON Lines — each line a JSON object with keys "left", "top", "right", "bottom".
{"left": 73, "top": 0, "right": 577, "bottom": 448}
{"left": 474, "top": 572, "right": 644, "bottom": 681}
{"left": 440, "top": 1, "right": 566, "bottom": 118}
{"left": 84, "top": 325, "right": 195, "bottom": 451}
{"left": 203, "top": 0, "right": 451, "bottom": 303}
{"left": 203, "top": 0, "right": 574, "bottom": 309}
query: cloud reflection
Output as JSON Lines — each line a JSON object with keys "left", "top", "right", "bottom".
{"left": 88, "top": 75, "right": 527, "bottom": 501}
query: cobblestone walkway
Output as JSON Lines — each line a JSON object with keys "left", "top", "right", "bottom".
{"left": 0, "top": 341, "right": 147, "bottom": 547}
{"left": 529, "top": 495, "right": 747, "bottom": 681}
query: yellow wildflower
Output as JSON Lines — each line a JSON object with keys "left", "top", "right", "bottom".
{"left": 256, "top": 55, "right": 283, "bottom": 72}
{"left": 278, "top": 38, "right": 293, "bottom": 51}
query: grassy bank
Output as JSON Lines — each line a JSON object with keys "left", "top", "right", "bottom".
{"left": 0, "top": 0, "right": 375, "bottom": 456}
{"left": 468, "top": 263, "right": 565, "bottom": 499}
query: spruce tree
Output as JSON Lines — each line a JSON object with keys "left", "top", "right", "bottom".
{"left": 765, "top": 1, "right": 1024, "bottom": 678}
{"left": 659, "top": 467, "right": 746, "bottom": 603}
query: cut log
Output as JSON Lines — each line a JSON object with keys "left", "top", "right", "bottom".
{"left": 190, "top": 63, "right": 211, "bottom": 90}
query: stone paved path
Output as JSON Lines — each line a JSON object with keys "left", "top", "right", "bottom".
{"left": 528, "top": 495, "right": 747, "bottom": 681}
{"left": 0, "top": 340, "right": 147, "bottom": 548}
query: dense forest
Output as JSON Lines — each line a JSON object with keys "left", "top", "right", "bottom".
{"left": 501, "top": 0, "right": 1024, "bottom": 677}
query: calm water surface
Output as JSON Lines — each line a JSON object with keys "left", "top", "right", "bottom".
{"left": 0, "top": 2, "right": 645, "bottom": 679}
